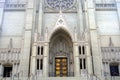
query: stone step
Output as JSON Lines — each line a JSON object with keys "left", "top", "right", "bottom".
{"left": 39, "top": 77, "right": 87, "bottom": 80}
{"left": 5, "top": 76, "right": 120, "bottom": 80}
{"left": 0, "top": 77, "right": 88, "bottom": 80}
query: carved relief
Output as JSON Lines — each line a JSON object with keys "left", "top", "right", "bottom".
{"left": 44, "top": 0, "right": 77, "bottom": 12}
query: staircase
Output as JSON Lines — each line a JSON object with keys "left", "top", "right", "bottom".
{"left": 0, "top": 77, "right": 87, "bottom": 80}
{"left": 1, "top": 76, "right": 120, "bottom": 80}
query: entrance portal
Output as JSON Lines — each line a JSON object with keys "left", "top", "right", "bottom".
{"left": 49, "top": 28, "right": 73, "bottom": 77}
{"left": 55, "top": 58, "right": 67, "bottom": 77}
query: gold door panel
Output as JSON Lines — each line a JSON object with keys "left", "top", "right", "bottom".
{"left": 55, "top": 58, "right": 67, "bottom": 77}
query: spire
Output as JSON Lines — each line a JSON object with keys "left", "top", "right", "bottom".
{"left": 59, "top": 0, "right": 63, "bottom": 15}
{"left": 54, "top": 3, "right": 67, "bottom": 27}
{"left": 8, "top": 38, "right": 13, "bottom": 50}
{"left": 59, "top": 4, "right": 62, "bottom": 15}
{"left": 109, "top": 37, "right": 114, "bottom": 47}
{"left": 34, "top": 29, "right": 38, "bottom": 42}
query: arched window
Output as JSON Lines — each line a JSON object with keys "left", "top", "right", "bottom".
{"left": 3, "top": 63, "right": 13, "bottom": 77}
{"left": 82, "top": 46, "right": 85, "bottom": 55}
{"left": 40, "top": 59, "right": 43, "bottom": 70}
{"left": 110, "top": 62, "right": 119, "bottom": 76}
{"left": 41, "top": 46, "right": 44, "bottom": 55}
{"left": 37, "top": 59, "right": 39, "bottom": 70}
{"left": 79, "top": 46, "right": 81, "bottom": 55}
{"left": 37, "top": 46, "right": 40, "bottom": 55}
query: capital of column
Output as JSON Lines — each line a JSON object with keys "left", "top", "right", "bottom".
{"left": 33, "top": 42, "right": 37, "bottom": 46}
{"left": 32, "top": 44, "right": 37, "bottom": 56}
{"left": 44, "top": 42, "right": 49, "bottom": 46}
{"left": 73, "top": 42, "right": 78, "bottom": 46}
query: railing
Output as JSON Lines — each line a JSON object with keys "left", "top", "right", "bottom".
{"left": 4, "top": 3, "right": 26, "bottom": 10}
{"left": 95, "top": 3, "right": 117, "bottom": 10}
{"left": 49, "top": 72, "right": 74, "bottom": 77}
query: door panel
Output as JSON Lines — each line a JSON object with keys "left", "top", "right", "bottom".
{"left": 55, "top": 58, "right": 67, "bottom": 77}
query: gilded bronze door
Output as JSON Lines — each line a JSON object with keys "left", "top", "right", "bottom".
{"left": 55, "top": 58, "right": 67, "bottom": 77}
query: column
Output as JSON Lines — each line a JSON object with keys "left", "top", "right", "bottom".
{"left": 0, "top": 0, "right": 5, "bottom": 32}
{"left": 38, "top": 0, "right": 43, "bottom": 35}
{"left": 119, "top": 64, "right": 120, "bottom": 76}
{"left": 12, "top": 63, "right": 15, "bottom": 76}
{"left": 77, "top": 0, "right": 84, "bottom": 35}
{"left": 0, "top": 64, "right": 2, "bottom": 77}
{"left": 14, "top": 64, "right": 17, "bottom": 74}
{"left": 116, "top": 0, "right": 120, "bottom": 28}
{"left": 19, "top": 0, "right": 34, "bottom": 77}
{"left": 30, "top": 42, "right": 37, "bottom": 75}
{"left": 73, "top": 43, "right": 80, "bottom": 77}
{"left": 87, "top": 0, "right": 103, "bottom": 78}
{"left": 43, "top": 43, "right": 49, "bottom": 77}
{"left": 85, "top": 43, "right": 93, "bottom": 75}
{"left": 30, "top": 31, "right": 38, "bottom": 75}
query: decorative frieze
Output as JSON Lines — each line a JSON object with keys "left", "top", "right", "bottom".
{"left": 95, "top": 3, "right": 117, "bottom": 10}
{"left": 44, "top": 0, "right": 77, "bottom": 12}
{"left": 0, "top": 48, "right": 21, "bottom": 64}
{"left": 101, "top": 47, "right": 120, "bottom": 53}
{"left": 101, "top": 47, "right": 120, "bottom": 62}
{"left": 4, "top": 3, "right": 26, "bottom": 10}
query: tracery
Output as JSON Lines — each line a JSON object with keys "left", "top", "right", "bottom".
{"left": 47, "top": 0, "right": 75, "bottom": 10}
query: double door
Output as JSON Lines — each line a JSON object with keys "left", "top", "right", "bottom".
{"left": 55, "top": 58, "right": 67, "bottom": 77}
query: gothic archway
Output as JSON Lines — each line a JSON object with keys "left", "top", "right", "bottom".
{"left": 49, "top": 28, "right": 73, "bottom": 77}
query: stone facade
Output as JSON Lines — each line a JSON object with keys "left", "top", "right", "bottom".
{"left": 0, "top": 0, "right": 120, "bottom": 80}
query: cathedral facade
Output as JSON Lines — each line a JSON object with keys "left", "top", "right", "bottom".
{"left": 0, "top": 0, "right": 120, "bottom": 80}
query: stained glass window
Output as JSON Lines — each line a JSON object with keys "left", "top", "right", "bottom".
{"left": 46, "top": 0, "right": 75, "bottom": 10}
{"left": 110, "top": 63, "right": 119, "bottom": 76}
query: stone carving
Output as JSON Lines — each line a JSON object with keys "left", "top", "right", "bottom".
{"left": 109, "top": 37, "right": 114, "bottom": 47}
{"left": 46, "top": 0, "right": 75, "bottom": 10}
{"left": 8, "top": 38, "right": 13, "bottom": 50}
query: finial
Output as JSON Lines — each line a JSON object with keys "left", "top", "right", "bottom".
{"left": 109, "top": 37, "right": 114, "bottom": 47}
{"left": 8, "top": 38, "right": 13, "bottom": 50}
{"left": 59, "top": 0, "right": 62, "bottom": 14}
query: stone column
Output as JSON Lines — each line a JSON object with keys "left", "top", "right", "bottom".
{"left": 116, "top": 0, "right": 120, "bottom": 28}
{"left": 87, "top": 0, "right": 103, "bottom": 78}
{"left": 43, "top": 42, "right": 49, "bottom": 77}
{"left": 12, "top": 63, "right": 15, "bottom": 75}
{"left": 38, "top": 0, "right": 43, "bottom": 35}
{"left": 0, "top": 64, "right": 2, "bottom": 77}
{"left": 19, "top": 0, "right": 34, "bottom": 77}
{"left": 30, "top": 32, "right": 38, "bottom": 75}
{"left": 77, "top": 0, "right": 84, "bottom": 34}
{"left": 85, "top": 43, "right": 93, "bottom": 75}
{"left": 0, "top": 0, "right": 5, "bottom": 32}
{"left": 119, "top": 64, "right": 120, "bottom": 76}
{"left": 73, "top": 43, "right": 80, "bottom": 77}
{"left": 14, "top": 64, "right": 17, "bottom": 74}
{"left": 30, "top": 42, "right": 37, "bottom": 75}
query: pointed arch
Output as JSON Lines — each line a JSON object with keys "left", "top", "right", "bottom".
{"left": 49, "top": 27, "right": 74, "bottom": 75}
{"left": 49, "top": 27, "right": 73, "bottom": 42}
